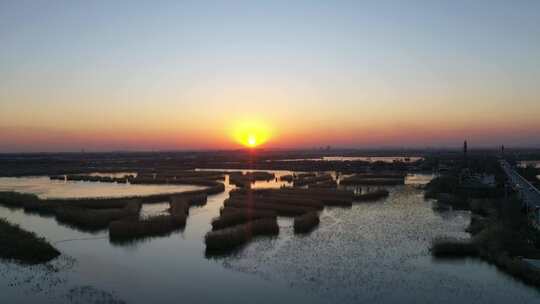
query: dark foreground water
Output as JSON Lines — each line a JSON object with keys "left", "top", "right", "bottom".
{"left": 1, "top": 173, "right": 539, "bottom": 303}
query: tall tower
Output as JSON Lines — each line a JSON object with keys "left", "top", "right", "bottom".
{"left": 463, "top": 140, "right": 468, "bottom": 168}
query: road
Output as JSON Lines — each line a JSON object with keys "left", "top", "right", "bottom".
{"left": 500, "top": 159, "right": 540, "bottom": 226}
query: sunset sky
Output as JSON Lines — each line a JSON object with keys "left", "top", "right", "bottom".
{"left": 1, "top": 1, "right": 540, "bottom": 152}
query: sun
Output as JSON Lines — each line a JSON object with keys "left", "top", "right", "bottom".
{"left": 230, "top": 119, "right": 271, "bottom": 148}
{"left": 247, "top": 135, "right": 257, "bottom": 147}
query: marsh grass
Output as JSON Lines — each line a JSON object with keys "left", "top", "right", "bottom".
{"left": 169, "top": 198, "right": 189, "bottom": 216}
{"left": 109, "top": 214, "right": 186, "bottom": 241}
{"left": 170, "top": 194, "right": 208, "bottom": 207}
{"left": 308, "top": 180, "right": 338, "bottom": 188}
{"left": 431, "top": 237, "right": 478, "bottom": 258}
{"left": 293, "top": 211, "right": 320, "bottom": 233}
{"left": 108, "top": 195, "right": 200, "bottom": 241}
{"left": 55, "top": 201, "right": 141, "bottom": 231}
{"left": 229, "top": 193, "right": 324, "bottom": 209}
{"left": 224, "top": 199, "right": 314, "bottom": 216}
{"left": 230, "top": 188, "right": 356, "bottom": 206}
{"left": 0, "top": 218, "right": 60, "bottom": 264}
{"left": 0, "top": 191, "right": 40, "bottom": 208}
{"left": 296, "top": 173, "right": 316, "bottom": 179}
{"left": 293, "top": 174, "right": 333, "bottom": 187}
{"left": 279, "top": 174, "right": 294, "bottom": 182}
{"left": 205, "top": 218, "right": 279, "bottom": 252}
{"left": 228, "top": 172, "right": 275, "bottom": 187}
{"left": 355, "top": 189, "right": 390, "bottom": 202}
{"left": 340, "top": 175, "right": 405, "bottom": 185}
{"left": 211, "top": 209, "right": 276, "bottom": 230}
{"left": 351, "top": 173, "right": 406, "bottom": 179}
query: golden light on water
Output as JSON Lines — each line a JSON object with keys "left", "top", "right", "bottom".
{"left": 231, "top": 119, "right": 272, "bottom": 148}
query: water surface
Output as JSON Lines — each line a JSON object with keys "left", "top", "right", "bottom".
{"left": 0, "top": 177, "right": 204, "bottom": 199}
{"left": 1, "top": 171, "right": 539, "bottom": 303}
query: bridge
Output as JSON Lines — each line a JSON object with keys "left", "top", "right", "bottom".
{"left": 500, "top": 159, "right": 540, "bottom": 228}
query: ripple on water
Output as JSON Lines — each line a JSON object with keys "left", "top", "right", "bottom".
{"left": 220, "top": 186, "right": 539, "bottom": 304}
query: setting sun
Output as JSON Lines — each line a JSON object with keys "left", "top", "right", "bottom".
{"left": 230, "top": 119, "right": 272, "bottom": 148}
{"left": 247, "top": 135, "right": 257, "bottom": 147}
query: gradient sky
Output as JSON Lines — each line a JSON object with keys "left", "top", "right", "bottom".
{"left": 1, "top": 0, "right": 540, "bottom": 152}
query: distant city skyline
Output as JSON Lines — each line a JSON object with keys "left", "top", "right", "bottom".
{"left": 1, "top": 1, "right": 540, "bottom": 152}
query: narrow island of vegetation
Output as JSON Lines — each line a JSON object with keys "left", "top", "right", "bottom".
{"left": 0, "top": 218, "right": 60, "bottom": 264}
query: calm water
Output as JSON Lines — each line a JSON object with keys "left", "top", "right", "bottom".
{"left": 0, "top": 177, "right": 204, "bottom": 199}
{"left": 1, "top": 172, "right": 539, "bottom": 303}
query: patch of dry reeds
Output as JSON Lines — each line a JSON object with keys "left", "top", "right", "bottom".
{"left": 211, "top": 209, "right": 277, "bottom": 230}
{"left": 294, "top": 211, "right": 320, "bottom": 233}
{"left": 205, "top": 218, "right": 279, "bottom": 252}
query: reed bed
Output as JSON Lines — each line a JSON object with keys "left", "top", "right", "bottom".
{"left": 228, "top": 171, "right": 275, "bottom": 186}
{"left": 0, "top": 192, "right": 57, "bottom": 215}
{"left": 296, "top": 173, "right": 316, "bottom": 179}
{"left": 0, "top": 191, "right": 40, "bottom": 208}
{"left": 220, "top": 207, "right": 267, "bottom": 215}
{"left": 228, "top": 193, "right": 324, "bottom": 210}
{"left": 0, "top": 218, "right": 60, "bottom": 264}
{"left": 228, "top": 173, "right": 246, "bottom": 187}
{"left": 44, "top": 197, "right": 138, "bottom": 209}
{"left": 63, "top": 174, "right": 133, "bottom": 183}
{"left": 169, "top": 198, "right": 190, "bottom": 216}
{"left": 293, "top": 211, "right": 320, "bottom": 233}
{"left": 170, "top": 193, "right": 208, "bottom": 207}
{"left": 350, "top": 173, "right": 407, "bottom": 179}
{"left": 279, "top": 174, "right": 294, "bottom": 182}
{"left": 63, "top": 171, "right": 223, "bottom": 185}
{"left": 200, "top": 182, "right": 226, "bottom": 195}
{"left": 22, "top": 199, "right": 57, "bottom": 215}
{"left": 108, "top": 196, "right": 196, "bottom": 241}
{"left": 134, "top": 173, "right": 155, "bottom": 180}
{"left": 276, "top": 187, "right": 356, "bottom": 200}
{"left": 293, "top": 174, "right": 333, "bottom": 187}
{"left": 205, "top": 218, "right": 279, "bottom": 252}
{"left": 130, "top": 177, "right": 162, "bottom": 184}
{"left": 431, "top": 237, "right": 479, "bottom": 258}
{"left": 109, "top": 215, "right": 185, "bottom": 240}
{"left": 228, "top": 177, "right": 252, "bottom": 188}
{"left": 224, "top": 199, "right": 315, "bottom": 216}
{"left": 355, "top": 189, "right": 390, "bottom": 202}
{"left": 130, "top": 174, "right": 225, "bottom": 194}
{"left": 249, "top": 171, "right": 275, "bottom": 180}
{"left": 232, "top": 187, "right": 357, "bottom": 201}
{"left": 308, "top": 180, "right": 338, "bottom": 188}
{"left": 55, "top": 201, "right": 141, "bottom": 231}
{"left": 230, "top": 188, "right": 355, "bottom": 207}
{"left": 340, "top": 175, "right": 405, "bottom": 185}
{"left": 154, "top": 170, "right": 225, "bottom": 180}
{"left": 211, "top": 209, "right": 277, "bottom": 230}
